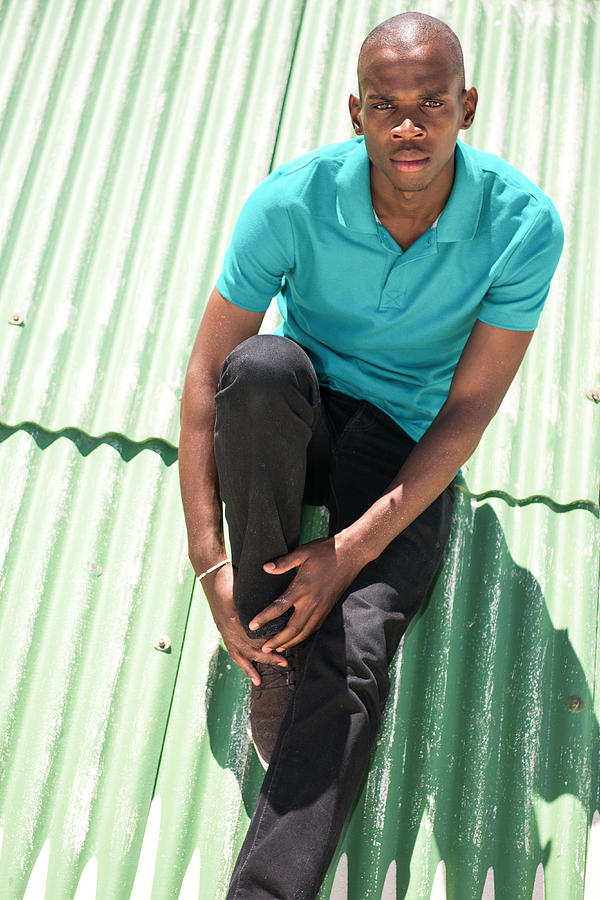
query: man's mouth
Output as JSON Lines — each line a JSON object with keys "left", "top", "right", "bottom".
{"left": 390, "top": 153, "right": 429, "bottom": 172}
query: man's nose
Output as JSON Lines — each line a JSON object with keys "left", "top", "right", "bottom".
{"left": 391, "top": 117, "right": 425, "bottom": 139}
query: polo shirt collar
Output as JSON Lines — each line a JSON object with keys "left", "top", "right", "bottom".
{"left": 335, "top": 136, "right": 483, "bottom": 242}
{"left": 335, "top": 139, "right": 378, "bottom": 234}
{"left": 436, "top": 139, "right": 483, "bottom": 242}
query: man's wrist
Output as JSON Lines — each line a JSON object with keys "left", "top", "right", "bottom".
{"left": 197, "top": 558, "right": 231, "bottom": 581}
{"left": 336, "top": 522, "right": 381, "bottom": 569}
{"left": 188, "top": 543, "right": 228, "bottom": 578}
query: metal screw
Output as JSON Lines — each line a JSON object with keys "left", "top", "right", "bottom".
{"left": 8, "top": 312, "right": 24, "bottom": 326}
{"left": 154, "top": 634, "right": 171, "bottom": 652}
{"left": 567, "top": 696, "right": 583, "bottom": 713}
{"left": 586, "top": 387, "right": 600, "bottom": 403}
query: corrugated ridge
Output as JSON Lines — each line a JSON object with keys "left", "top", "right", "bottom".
{"left": 0, "top": 428, "right": 194, "bottom": 898}
{"left": 0, "top": 0, "right": 304, "bottom": 444}
{"left": 0, "top": 421, "right": 178, "bottom": 461}
{"left": 3, "top": 421, "right": 598, "bottom": 517}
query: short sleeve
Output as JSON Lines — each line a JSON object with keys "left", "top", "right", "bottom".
{"left": 478, "top": 203, "right": 564, "bottom": 331}
{"left": 216, "top": 173, "right": 295, "bottom": 312}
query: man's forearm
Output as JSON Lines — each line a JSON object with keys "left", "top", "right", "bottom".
{"left": 178, "top": 377, "right": 226, "bottom": 575}
{"left": 340, "top": 399, "right": 494, "bottom": 565}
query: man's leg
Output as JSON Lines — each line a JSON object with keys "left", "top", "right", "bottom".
{"left": 226, "top": 391, "right": 455, "bottom": 899}
{"left": 214, "top": 333, "right": 330, "bottom": 640}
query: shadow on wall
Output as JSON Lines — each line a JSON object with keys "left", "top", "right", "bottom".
{"left": 205, "top": 496, "right": 599, "bottom": 900}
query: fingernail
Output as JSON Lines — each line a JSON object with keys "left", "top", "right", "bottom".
{"left": 276, "top": 647, "right": 284, "bottom": 653}
{"left": 263, "top": 562, "right": 276, "bottom": 572}
{"left": 262, "top": 645, "right": 272, "bottom": 653}
{"left": 249, "top": 622, "right": 258, "bottom": 631}
{"left": 278, "top": 661, "right": 288, "bottom": 668}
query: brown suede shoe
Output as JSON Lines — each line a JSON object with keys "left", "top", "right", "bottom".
{"left": 249, "top": 644, "right": 306, "bottom": 769}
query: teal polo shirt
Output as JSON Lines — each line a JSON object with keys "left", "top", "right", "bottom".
{"left": 216, "top": 137, "right": 563, "bottom": 441}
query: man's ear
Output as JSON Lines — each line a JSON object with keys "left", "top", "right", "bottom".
{"left": 349, "top": 93, "right": 363, "bottom": 134}
{"left": 461, "top": 86, "right": 478, "bottom": 130}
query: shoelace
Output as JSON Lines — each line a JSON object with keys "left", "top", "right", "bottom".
{"left": 254, "top": 662, "right": 296, "bottom": 691}
{"left": 254, "top": 648, "right": 303, "bottom": 691}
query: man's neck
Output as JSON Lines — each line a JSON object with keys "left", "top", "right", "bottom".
{"left": 370, "top": 158, "right": 455, "bottom": 226}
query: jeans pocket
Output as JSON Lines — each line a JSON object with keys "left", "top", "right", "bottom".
{"left": 330, "top": 401, "right": 378, "bottom": 453}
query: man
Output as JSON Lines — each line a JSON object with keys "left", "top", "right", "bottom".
{"left": 179, "top": 12, "right": 563, "bottom": 899}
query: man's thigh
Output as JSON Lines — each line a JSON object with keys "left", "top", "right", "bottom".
{"left": 321, "top": 387, "right": 455, "bottom": 609}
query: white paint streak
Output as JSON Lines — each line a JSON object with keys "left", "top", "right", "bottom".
{"left": 430, "top": 859, "right": 446, "bottom": 900}
{"left": 219, "top": 699, "right": 252, "bottom": 875}
{"left": 481, "top": 866, "right": 495, "bottom": 899}
{"left": 0, "top": 6, "right": 74, "bottom": 253}
{"left": 479, "top": 0, "right": 588, "bottom": 28}
{"left": 1, "top": 443, "right": 88, "bottom": 870}
{"left": 193, "top": 638, "right": 220, "bottom": 744}
{"left": 178, "top": 847, "right": 200, "bottom": 900}
{"left": 130, "top": 795, "right": 161, "bottom": 900}
{"left": 329, "top": 852, "right": 348, "bottom": 899}
{"left": 73, "top": 855, "right": 98, "bottom": 900}
{"left": 381, "top": 858, "right": 396, "bottom": 899}
{"left": 23, "top": 837, "right": 50, "bottom": 900}
{"left": 177, "top": 536, "right": 192, "bottom": 585}
{"left": 584, "top": 810, "right": 600, "bottom": 899}
{"left": 64, "top": 454, "right": 162, "bottom": 859}
{"left": 0, "top": 433, "right": 34, "bottom": 588}
{"left": 532, "top": 862, "right": 545, "bottom": 899}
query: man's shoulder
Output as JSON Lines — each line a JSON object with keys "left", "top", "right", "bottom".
{"left": 245, "top": 138, "right": 360, "bottom": 222}
{"left": 465, "top": 142, "right": 561, "bottom": 225}
{"left": 260, "top": 138, "right": 359, "bottom": 206}
{"left": 273, "top": 137, "right": 359, "bottom": 179}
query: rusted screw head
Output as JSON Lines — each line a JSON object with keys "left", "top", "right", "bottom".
{"left": 567, "top": 696, "right": 583, "bottom": 713}
{"left": 8, "top": 312, "right": 24, "bottom": 326}
{"left": 586, "top": 387, "right": 600, "bottom": 403}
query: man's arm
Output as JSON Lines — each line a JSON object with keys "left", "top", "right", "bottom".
{"left": 179, "top": 286, "right": 288, "bottom": 683}
{"left": 253, "top": 320, "right": 534, "bottom": 652}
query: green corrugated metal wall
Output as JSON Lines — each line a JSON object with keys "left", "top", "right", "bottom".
{"left": 0, "top": 1, "right": 598, "bottom": 898}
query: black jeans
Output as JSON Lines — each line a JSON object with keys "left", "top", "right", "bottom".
{"left": 214, "top": 335, "right": 454, "bottom": 900}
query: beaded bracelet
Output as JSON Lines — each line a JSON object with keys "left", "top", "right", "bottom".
{"left": 197, "top": 558, "right": 231, "bottom": 581}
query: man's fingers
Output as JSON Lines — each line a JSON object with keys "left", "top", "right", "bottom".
{"left": 262, "top": 611, "right": 312, "bottom": 653}
{"left": 232, "top": 652, "right": 261, "bottom": 686}
{"left": 230, "top": 646, "right": 286, "bottom": 684}
{"left": 263, "top": 548, "right": 306, "bottom": 575}
{"left": 252, "top": 647, "right": 288, "bottom": 667}
{"left": 248, "top": 594, "right": 294, "bottom": 631}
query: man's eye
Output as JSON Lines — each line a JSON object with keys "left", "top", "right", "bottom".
{"left": 422, "top": 100, "right": 443, "bottom": 108}
{"left": 373, "top": 102, "right": 393, "bottom": 110}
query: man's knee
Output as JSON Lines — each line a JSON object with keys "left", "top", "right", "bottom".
{"left": 218, "top": 334, "right": 320, "bottom": 409}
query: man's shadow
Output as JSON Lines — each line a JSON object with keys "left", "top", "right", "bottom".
{"left": 322, "top": 495, "right": 599, "bottom": 899}
{"left": 204, "top": 495, "right": 599, "bottom": 898}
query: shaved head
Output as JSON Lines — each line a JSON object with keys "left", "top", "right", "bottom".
{"left": 358, "top": 12, "right": 465, "bottom": 98}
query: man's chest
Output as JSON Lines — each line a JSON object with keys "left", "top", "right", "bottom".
{"left": 374, "top": 214, "right": 438, "bottom": 253}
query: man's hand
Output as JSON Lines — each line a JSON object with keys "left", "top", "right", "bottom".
{"left": 202, "top": 563, "right": 288, "bottom": 685}
{"left": 248, "top": 533, "right": 369, "bottom": 653}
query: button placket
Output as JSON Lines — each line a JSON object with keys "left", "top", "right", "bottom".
{"left": 379, "top": 232, "right": 439, "bottom": 310}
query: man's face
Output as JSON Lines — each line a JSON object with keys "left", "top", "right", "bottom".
{"left": 349, "top": 42, "right": 477, "bottom": 198}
